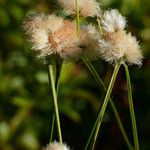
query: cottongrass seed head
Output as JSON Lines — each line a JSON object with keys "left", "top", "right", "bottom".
{"left": 124, "top": 32, "right": 143, "bottom": 65}
{"left": 58, "top": 0, "right": 101, "bottom": 17}
{"left": 102, "top": 9, "right": 126, "bottom": 33}
{"left": 80, "top": 24, "right": 100, "bottom": 59}
{"left": 99, "top": 9, "right": 143, "bottom": 65}
{"left": 23, "top": 13, "right": 82, "bottom": 60}
{"left": 42, "top": 142, "right": 70, "bottom": 150}
{"left": 52, "top": 20, "right": 82, "bottom": 60}
{"left": 23, "top": 14, "right": 64, "bottom": 57}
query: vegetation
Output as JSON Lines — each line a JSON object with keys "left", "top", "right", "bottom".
{"left": 0, "top": 0, "right": 150, "bottom": 149}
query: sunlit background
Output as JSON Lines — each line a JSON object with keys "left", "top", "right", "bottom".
{"left": 0, "top": 0, "right": 150, "bottom": 149}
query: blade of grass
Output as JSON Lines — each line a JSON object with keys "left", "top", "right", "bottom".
{"left": 123, "top": 63, "right": 139, "bottom": 150}
{"left": 83, "top": 58, "right": 133, "bottom": 150}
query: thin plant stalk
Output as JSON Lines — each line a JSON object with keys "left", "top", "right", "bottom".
{"left": 55, "top": 58, "right": 63, "bottom": 92}
{"left": 91, "top": 63, "right": 121, "bottom": 149}
{"left": 50, "top": 113, "right": 55, "bottom": 143}
{"left": 47, "top": 63, "right": 62, "bottom": 144}
{"left": 123, "top": 63, "right": 139, "bottom": 150}
{"left": 48, "top": 81, "right": 56, "bottom": 143}
{"left": 83, "top": 58, "right": 133, "bottom": 150}
{"left": 97, "top": 18, "right": 103, "bottom": 35}
{"left": 75, "top": 0, "right": 80, "bottom": 33}
{"left": 49, "top": 59, "right": 63, "bottom": 143}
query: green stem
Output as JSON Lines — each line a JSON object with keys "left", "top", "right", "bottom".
{"left": 55, "top": 58, "right": 63, "bottom": 92}
{"left": 123, "top": 63, "right": 139, "bottom": 150}
{"left": 75, "top": 0, "right": 80, "bottom": 34}
{"left": 50, "top": 113, "right": 55, "bottom": 143}
{"left": 97, "top": 18, "right": 103, "bottom": 35}
{"left": 92, "top": 63, "right": 120, "bottom": 149}
{"left": 49, "top": 59, "right": 63, "bottom": 143}
{"left": 47, "top": 63, "right": 62, "bottom": 144}
{"left": 83, "top": 58, "right": 133, "bottom": 150}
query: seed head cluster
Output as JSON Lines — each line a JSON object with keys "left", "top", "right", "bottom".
{"left": 99, "top": 9, "right": 143, "bottom": 65}
{"left": 23, "top": 1, "right": 143, "bottom": 65}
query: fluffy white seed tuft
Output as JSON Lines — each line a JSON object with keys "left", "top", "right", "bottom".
{"left": 42, "top": 142, "right": 70, "bottom": 150}
{"left": 23, "top": 14, "right": 82, "bottom": 60}
{"left": 55, "top": 21, "right": 82, "bottom": 60}
{"left": 124, "top": 33, "right": 143, "bottom": 65}
{"left": 98, "top": 30, "right": 143, "bottom": 65}
{"left": 58, "top": 0, "right": 101, "bottom": 17}
{"left": 23, "top": 14, "right": 64, "bottom": 57}
{"left": 102, "top": 9, "right": 126, "bottom": 33}
{"left": 80, "top": 24, "right": 100, "bottom": 59}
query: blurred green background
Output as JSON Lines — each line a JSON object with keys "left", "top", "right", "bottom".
{"left": 0, "top": 0, "right": 150, "bottom": 149}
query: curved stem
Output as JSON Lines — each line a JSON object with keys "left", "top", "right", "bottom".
{"left": 75, "top": 0, "right": 80, "bottom": 34}
{"left": 91, "top": 63, "right": 120, "bottom": 149}
{"left": 123, "top": 63, "right": 139, "bottom": 150}
{"left": 47, "top": 64, "right": 62, "bottom": 143}
{"left": 83, "top": 58, "right": 133, "bottom": 150}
